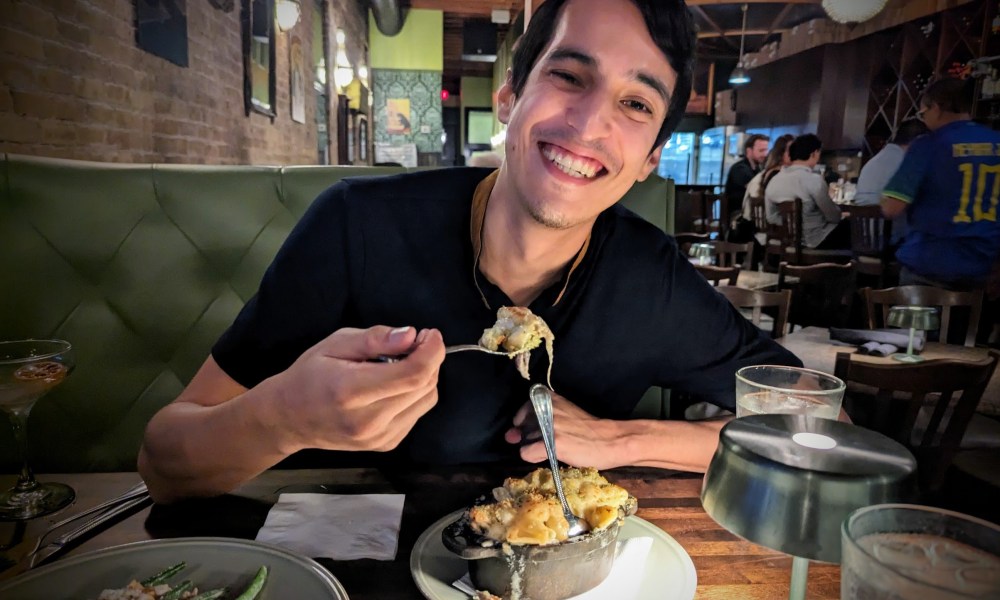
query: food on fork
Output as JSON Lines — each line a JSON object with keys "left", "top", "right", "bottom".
{"left": 478, "top": 306, "right": 555, "bottom": 387}
{"left": 468, "top": 467, "right": 633, "bottom": 545}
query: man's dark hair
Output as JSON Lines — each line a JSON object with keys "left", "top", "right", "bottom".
{"left": 920, "top": 77, "right": 976, "bottom": 115}
{"left": 788, "top": 134, "right": 823, "bottom": 162}
{"left": 891, "top": 119, "right": 930, "bottom": 146}
{"left": 510, "top": 0, "right": 695, "bottom": 153}
{"left": 743, "top": 133, "right": 770, "bottom": 155}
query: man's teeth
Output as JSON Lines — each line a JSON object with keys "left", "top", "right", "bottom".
{"left": 542, "top": 145, "right": 600, "bottom": 179}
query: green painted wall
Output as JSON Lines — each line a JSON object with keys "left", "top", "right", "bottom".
{"left": 369, "top": 9, "right": 443, "bottom": 71}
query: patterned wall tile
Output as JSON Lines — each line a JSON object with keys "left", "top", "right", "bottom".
{"left": 373, "top": 69, "right": 443, "bottom": 154}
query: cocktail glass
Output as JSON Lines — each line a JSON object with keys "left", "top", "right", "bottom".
{"left": 736, "top": 365, "right": 845, "bottom": 420}
{"left": 0, "top": 339, "right": 76, "bottom": 519}
{"left": 842, "top": 504, "right": 1000, "bottom": 599}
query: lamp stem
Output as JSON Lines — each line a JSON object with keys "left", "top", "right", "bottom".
{"left": 789, "top": 556, "right": 810, "bottom": 600}
{"left": 906, "top": 325, "right": 916, "bottom": 357}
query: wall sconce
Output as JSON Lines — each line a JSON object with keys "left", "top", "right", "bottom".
{"left": 335, "top": 66, "right": 355, "bottom": 92}
{"left": 275, "top": 0, "right": 301, "bottom": 32}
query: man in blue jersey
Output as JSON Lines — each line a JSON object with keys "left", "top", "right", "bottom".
{"left": 882, "top": 78, "right": 1000, "bottom": 291}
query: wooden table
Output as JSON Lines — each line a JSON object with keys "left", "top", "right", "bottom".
{"left": 730, "top": 269, "right": 780, "bottom": 291}
{"left": 0, "top": 467, "right": 841, "bottom": 599}
{"left": 778, "top": 326, "right": 1000, "bottom": 416}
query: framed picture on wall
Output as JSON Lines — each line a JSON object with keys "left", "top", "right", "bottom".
{"left": 135, "top": 0, "right": 189, "bottom": 67}
{"left": 289, "top": 33, "right": 306, "bottom": 123}
{"left": 358, "top": 115, "right": 368, "bottom": 162}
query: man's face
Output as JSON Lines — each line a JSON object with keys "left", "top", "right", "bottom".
{"left": 807, "top": 149, "right": 821, "bottom": 168}
{"left": 918, "top": 101, "right": 943, "bottom": 131}
{"left": 496, "top": 0, "right": 677, "bottom": 230}
{"left": 748, "top": 139, "right": 769, "bottom": 165}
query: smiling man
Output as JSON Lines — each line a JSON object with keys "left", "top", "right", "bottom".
{"left": 139, "top": 0, "right": 800, "bottom": 503}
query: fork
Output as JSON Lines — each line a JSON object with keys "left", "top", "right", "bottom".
{"left": 19, "top": 482, "right": 150, "bottom": 570}
{"left": 24, "top": 492, "right": 151, "bottom": 569}
{"left": 377, "top": 344, "right": 518, "bottom": 363}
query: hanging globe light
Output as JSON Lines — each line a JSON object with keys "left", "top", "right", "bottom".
{"left": 821, "top": 0, "right": 889, "bottom": 24}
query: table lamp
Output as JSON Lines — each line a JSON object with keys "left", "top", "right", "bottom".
{"left": 701, "top": 415, "right": 916, "bottom": 600}
{"left": 886, "top": 305, "right": 939, "bottom": 363}
{"left": 689, "top": 242, "right": 714, "bottom": 265}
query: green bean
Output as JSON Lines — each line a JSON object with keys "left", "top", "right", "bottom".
{"left": 140, "top": 562, "right": 186, "bottom": 587}
{"left": 235, "top": 565, "right": 268, "bottom": 600}
{"left": 160, "top": 580, "right": 193, "bottom": 600}
{"left": 190, "top": 589, "right": 227, "bottom": 600}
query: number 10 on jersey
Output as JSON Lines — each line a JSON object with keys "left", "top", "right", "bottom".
{"left": 955, "top": 163, "right": 1000, "bottom": 223}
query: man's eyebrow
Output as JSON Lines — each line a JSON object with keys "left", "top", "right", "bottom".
{"left": 546, "top": 46, "right": 671, "bottom": 108}
{"left": 546, "top": 47, "right": 596, "bottom": 67}
{"left": 633, "top": 71, "right": 671, "bottom": 107}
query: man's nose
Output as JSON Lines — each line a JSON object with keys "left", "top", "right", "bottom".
{"left": 565, "top": 90, "right": 613, "bottom": 141}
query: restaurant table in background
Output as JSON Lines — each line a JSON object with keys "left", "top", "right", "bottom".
{"left": 779, "top": 326, "right": 1000, "bottom": 417}
{"left": 0, "top": 467, "right": 842, "bottom": 599}
{"left": 723, "top": 269, "right": 780, "bottom": 291}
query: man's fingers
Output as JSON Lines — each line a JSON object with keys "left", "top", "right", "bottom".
{"left": 322, "top": 325, "right": 419, "bottom": 361}
{"left": 511, "top": 401, "right": 533, "bottom": 427}
{"left": 334, "top": 329, "right": 445, "bottom": 403}
{"left": 519, "top": 441, "right": 547, "bottom": 463}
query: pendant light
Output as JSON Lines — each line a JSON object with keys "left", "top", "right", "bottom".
{"left": 729, "top": 4, "right": 751, "bottom": 86}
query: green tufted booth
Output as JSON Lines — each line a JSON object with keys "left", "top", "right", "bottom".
{"left": 0, "top": 153, "right": 675, "bottom": 472}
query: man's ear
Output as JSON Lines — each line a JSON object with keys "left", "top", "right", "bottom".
{"left": 497, "top": 69, "right": 515, "bottom": 124}
{"left": 636, "top": 145, "right": 663, "bottom": 182}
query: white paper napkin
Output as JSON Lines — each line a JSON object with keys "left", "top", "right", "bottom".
{"left": 452, "top": 536, "right": 653, "bottom": 599}
{"left": 255, "top": 493, "right": 405, "bottom": 560}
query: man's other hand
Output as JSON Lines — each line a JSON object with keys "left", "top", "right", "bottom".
{"left": 505, "top": 391, "right": 626, "bottom": 470}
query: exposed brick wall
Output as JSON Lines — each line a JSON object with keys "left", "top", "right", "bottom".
{"left": 0, "top": 0, "right": 365, "bottom": 165}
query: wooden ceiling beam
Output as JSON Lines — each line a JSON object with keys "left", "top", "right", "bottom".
{"left": 691, "top": 5, "right": 740, "bottom": 51}
{"left": 697, "top": 28, "right": 786, "bottom": 39}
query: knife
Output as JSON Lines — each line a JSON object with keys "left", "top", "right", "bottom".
{"left": 12, "top": 492, "right": 151, "bottom": 575}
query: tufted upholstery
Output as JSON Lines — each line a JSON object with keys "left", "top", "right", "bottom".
{"left": 0, "top": 154, "right": 674, "bottom": 472}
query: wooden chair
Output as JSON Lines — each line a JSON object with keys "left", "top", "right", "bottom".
{"left": 703, "top": 192, "right": 728, "bottom": 239}
{"left": 673, "top": 232, "right": 710, "bottom": 256}
{"left": 862, "top": 285, "right": 984, "bottom": 347}
{"left": 834, "top": 350, "right": 1000, "bottom": 490}
{"left": 847, "top": 204, "right": 894, "bottom": 287}
{"left": 779, "top": 261, "right": 855, "bottom": 330}
{"left": 773, "top": 198, "right": 852, "bottom": 265}
{"left": 750, "top": 195, "right": 783, "bottom": 271}
{"left": 711, "top": 240, "right": 753, "bottom": 270}
{"left": 675, "top": 189, "right": 705, "bottom": 234}
{"left": 695, "top": 264, "right": 739, "bottom": 286}
{"left": 718, "top": 287, "right": 791, "bottom": 338}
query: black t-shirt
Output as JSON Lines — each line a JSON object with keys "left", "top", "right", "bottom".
{"left": 213, "top": 167, "right": 800, "bottom": 466}
{"left": 725, "top": 158, "right": 759, "bottom": 204}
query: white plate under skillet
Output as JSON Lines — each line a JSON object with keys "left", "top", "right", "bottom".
{"left": 410, "top": 510, "right": 697, "bottom": 599}
{"left": 0, "top": 536, "right": 349, "bottom": 599}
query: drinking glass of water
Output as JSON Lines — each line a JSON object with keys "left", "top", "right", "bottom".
{"left": 735, "top": 365, "right": 845, "bottom": 420}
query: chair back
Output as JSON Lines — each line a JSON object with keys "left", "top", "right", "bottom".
{"left": 675, "top": 189, "right": 705, "bottom": 233}
{"left": 749, "top": 195, "right": 768, "bottom": 232}
{"left": 779, "top": 261, "right": 855, "bottom": 329}
{"left": 862, "top": 285, "right": 984, "bottom": 347}
{"left": 704, "top": 192, "right": 729, "bottom": 238}
{"left": 718, "top": 287, "right": 791, "bottom": 338}
{"left": 834, "top": 350, "right": 999, "bottom": 490}
{"left": 695, "top": 264, "right": 739, "bottom": 287}
{"left": 674, "top": 232, "right": 711, "bottom": 256}
{"left": 774, "top": 199, "right": 804, "bottom": 264}
{"left": 711, "top": 240, "right": 753, "bottom": 270}
{"left": 848, "top": 204, "right": 893, "bottom": 283}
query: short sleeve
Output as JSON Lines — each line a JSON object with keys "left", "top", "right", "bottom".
{"left": 883, "top": 138, "right": 933, "bottom": 204}
{"left": 212, "top": 181, "right": 361, "bottom": 388}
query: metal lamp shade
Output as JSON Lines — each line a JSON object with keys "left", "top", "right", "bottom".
{"left": 701, "top": 415, "right": 917, "bottom": 563}
{"left": 886, "top": 305, "right": 939, "bottom": 331}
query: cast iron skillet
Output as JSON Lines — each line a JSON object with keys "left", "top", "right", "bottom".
{"left": 442, "top": 495, "right": 638, "bottom": 600}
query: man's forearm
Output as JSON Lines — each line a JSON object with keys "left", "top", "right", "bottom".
{"left": 615, "top": 417, "right": 728, "bottom": 472}
{"left": 138, "top": 379, "right": 297, "bottom": 503}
